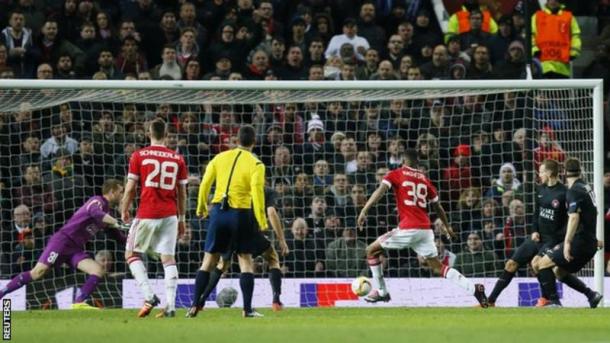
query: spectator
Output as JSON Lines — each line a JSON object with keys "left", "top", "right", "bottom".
{"left": 12, "top": 164, "right": 54, "bottom": 214}
{"left": 289, "top": 172, "right": 314, "bottom": 218}
{"left": 325, "top": 227, "right": 367, "bottom": 277}
{"left": 35, "top": 63, "right": 53, "bottom": 80}
{"left": 489, "top": 15, "right": 518, "bottom": 64}
{"left": 325, "top": 18, "right": 370, "bottom": 62}
{"left": 312, "top": 159, "right": 333, "bottom": 191}
{"left": 532, "top": 0, "right": 581, "bottom": 78}
{"left": 305, "top": 37, "right": 326, "bottom": 68}
{"left": 385, "top": 136, "right": 405, "bottom": 170}
{"left": 398, "top": 54, "right": 415, "bottom": 79}
{"left": 72, "top": 136, "right": 105, "bottom": 189}
{"left": 183, "top": 59, "right": 202, "bottom": 80}
{"left": 453, "top": 187, "right": 482, "bottom": 239}
{"left": 415, "top": 132, "right": 440, "bottom": 183}
{"left": 301, "top": 115, "right": 332, "bottom": 170}
{"left": 454, "top": 231, "right": 500, "bottom": 277}
{"left": 11, "top": 135, "right": 40, "bottom": 174}
{"left": 338, "top": 137, "right": 358, "bottom": 175}
{"left": 268, "top": 37, "right": 286, "bottom": 69}
{"left": 74, "top": 22, "right": 104, "bottom": 76}
{"left": 274, "top": 103, "right": 304, "bottom": 144}
{"left": 384, "top": 34, "right": 404, "bottom": 69}
{"left": 151, "top": 44, "right": 181, "bottom": 80}
{"left": 446, "top": 0, "right": 497, "bottom": 42}
{"left": 94, "top": 11, "right": 117, "bottom": 49}
{"left": 458, "top": 9, "right": 493, "bottom": 54}
{"left": 396, "top": 21, "right": 419, "bottom": 58}
{"left": 325, "top": 173, "right": 350, "bottom": 214}
{"left": 442, "top": 144, "right": 472, "bottom": 205}
{"left": 175, "top": 222, "right": 200, "bottom": 277}
{"left": 446, "top": 36, "right": 471, "bottom": 66}
{"left": 143, "top": 10, "right": 179, "bottom": 66}
{"left": 370, "top": 60, "right": 397, "bottom": 80}
{"left": 96, "top": 49, "right": 124, "bottom": 80}
{"left": 55, "top": 54, "right": 77, "bottom": 79}
{"left": 244, "top": 49, "right": 269, "bottom": 80}
{"left": 288, "top": 17, "right": 307, "bottom": 53}
{"left": 1, "top": 10, "right": 37, "bottom": 78}
{"left": 7, "top": 204, "right": 37, "bottom": 273}
{"left": 357, "top": 2, "right": 384, "bottom": 53}
{"left": 91, "top": 111, "right": 124, "bottom": 163}
{"left": 356, "top": 48, "right": 379, "bottom": 80}
{"left": 207, "top": 23, "right": 245, "bottom": 71}
{"left": 492, "top": 40, "right": 526, "bottom": 79}
{"left": 277, "top": 45, "right": 307, "bottom": 80}
{"left": 36, "top": 19, "right": 84, "bottom": 74}
{"left": 176, "top": 2, "right": 207, "bottom": 49}
{"left": 311, "top": 12, "right": 334, "bottom": 45}
{"left": 306, "top": 196, "right": 327, "bottom": 233}
{"left": 466, "top": 45, "right": 492, "bottom": 79}
{"left": 284, "top": 217, "right": 322, "bottom": 277}
{"left": 42, "top": 148, "right": 88, "bottom": 220}
{"left": 485, "top": 163, "right": 522, "bottom": 203}
{"left": 115, "top": 35, "right": 148, "bottom": 76}
{"left": 532, "top": 127, "right": 566, "bottom": 172}
{"left": 420, "top": 45, "right": 450, "bottom": 80}
{"left": 40, "top": 121, "right": 79, "bottom": 160}
{"left": 175, "top": 27, "right": 199, "bottom": 68}
{"left": 411, "top": 9, "right": 442, "bottom": 57}
{"left": 500, "top": 199, "right": 527, "bottom": 259}
{"left": 269, "top": 145, "right": 297, "bottom": 186}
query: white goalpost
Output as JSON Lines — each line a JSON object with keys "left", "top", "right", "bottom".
{"left": 0, "top": 79, "right": 604, "bottom": 309}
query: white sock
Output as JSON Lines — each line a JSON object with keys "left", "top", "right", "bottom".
{"left": 445, "top": 268, "right": 475, "bottom": 295}
{"left": 163, "top": 264, "right": 178, "bottom": 311}
{"left": 128, "top": 259, "right": 155, "bottom": 301}
{"left": 369, "top": 262, "right": 387, "bottom": 294}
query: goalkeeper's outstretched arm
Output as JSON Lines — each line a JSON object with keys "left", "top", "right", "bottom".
{"left": 357, "top": 183, "right": 390, "bottom": 230}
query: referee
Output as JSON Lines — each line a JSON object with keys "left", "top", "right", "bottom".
{"left": 188, "top": 125, "right": 267, "bottom": 318}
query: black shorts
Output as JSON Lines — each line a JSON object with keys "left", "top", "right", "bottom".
{"left": 546, "top": 240, "right": 597, "bottom": 273}
{"left": 204, "top": 205, "right": 258, "bottom": 254}
{"left": 510, "top": 239, "right": 556, "bottom": 266}
{"left": 221, "top": 230, "right": 271, "bottom": 261}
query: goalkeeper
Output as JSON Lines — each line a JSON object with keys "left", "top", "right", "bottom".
{"left": 0, "top": 179, "right": 128, "bottom": 309}
{"left": 192, "top": 186, "right": 289, "bottom": 313}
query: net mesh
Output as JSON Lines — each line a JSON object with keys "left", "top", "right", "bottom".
{"left": 0, "top": 84, "right": 596, "bottom": 308}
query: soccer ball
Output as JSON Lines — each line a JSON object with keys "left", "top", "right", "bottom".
{"left": 351, "top": 276, "right": 372, "bottom": 297}
{"left": 216, "top": 287, "right": 238, "bottom": 308}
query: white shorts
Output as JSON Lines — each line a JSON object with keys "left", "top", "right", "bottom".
{"left": 126, "top": 216, "right": 178, "bottom": 256}
{"left": 378, "top": 228, "right": 438, "bottom": 258}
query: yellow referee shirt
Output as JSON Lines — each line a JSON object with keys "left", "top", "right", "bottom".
{"left": 197, "top": 147, "right": 268, "bottom": 230}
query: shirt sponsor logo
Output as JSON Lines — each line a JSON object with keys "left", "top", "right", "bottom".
{"left": 552, "top": 199, "right": 560, "bottom": 208}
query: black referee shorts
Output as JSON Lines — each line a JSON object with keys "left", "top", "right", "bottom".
{"left": 204, "top": 205, "right": 253, "bottom": 254}
{"left": 546, "top": 240, "right": 597, "bottom": 273}
{"left": 220, "top": 212, "right": 271, "bottom": 261}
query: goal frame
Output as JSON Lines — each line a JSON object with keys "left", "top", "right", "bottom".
{"left": 0, "top": 78, "right": 604, "bottom": 304}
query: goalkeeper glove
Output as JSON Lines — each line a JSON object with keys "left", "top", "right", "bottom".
{"left": 112, "top": 221, "right": 131, "bottom": 231}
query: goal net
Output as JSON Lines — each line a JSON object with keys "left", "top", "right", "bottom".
{"left": 0, "top": 80, "right": 603, "bottom": 309}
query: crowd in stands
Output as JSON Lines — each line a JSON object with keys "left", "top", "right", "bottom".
{"left": 1, "top": 0, "right": 610, "bottom": 286}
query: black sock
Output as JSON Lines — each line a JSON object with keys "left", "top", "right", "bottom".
{"left": 269, "top": 268, "right": 282, "bottom": 303}
{"left": 538, "top": 268, "right": 559, "bottom": 301}
{"left": 199, "top": 268, "right": 223, "bottom": 307}
{"left": 488, "top": 270, "right": 515, "bottom": 303}
{"left": 536, "top": 273, "right": 550, "bottom": 299}
{"left": 192, "top": 270, "right": 210, "bottom": 308}
{"left": 240, "top": 273, "right": 255, "bottom": 313}
{"left": 560, "top": 274, "right": 593, "bottom": 297}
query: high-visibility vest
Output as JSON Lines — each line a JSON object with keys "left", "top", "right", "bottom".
{"left": 456, "top": 8, "right": 492, "bottom": 33}
{"left": 534, "top": 10, "right": 572, "bottom": 63}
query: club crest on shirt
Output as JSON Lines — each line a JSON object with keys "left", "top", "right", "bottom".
{"left": 552, "top": 199, "right": 560, "bottom": 208}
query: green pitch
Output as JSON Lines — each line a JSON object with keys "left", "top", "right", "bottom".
{"left": 11, "top": 307, "right": 610, "bottom": 343}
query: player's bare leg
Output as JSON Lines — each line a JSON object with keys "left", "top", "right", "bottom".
{"left": 532, "top": 255, "right": 561, "bottom": 306}
{"left": 155, "top": 254, "right": 178, "bottom": 318}
{"left": 364, "top": 240, "right": 391, "bottom": 303}
{"left": 238, "top": 253, "right": 262, "bottom": 317}
{"left": 126, "top": 251, "right": 159, "bottom": 317}
{"left": 488, "top": 259, "right": 520, "bottom": 306}
{"left": 262, "top": 247, "right": 284, "bottom": 311}
{"left": 72, "top": 259, "right": 105, "bottom": 310}
{"left": 553, "top": 267, "right": 602, "bottom": 308}
{"left": 0, "top": 263, "right": 49, "bottom": 299}
{"left": 426, "top": 257, "right": 488, "bottom": 308}
{"left": 187, "top": 252, "right": 221, "bottom": 318}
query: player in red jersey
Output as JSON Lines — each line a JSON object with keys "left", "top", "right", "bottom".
{"left": 358, "top": 149, "right": 488, "bottom": 307}
{"left": 120, "top": 119, "right": 188, "bottom": 318}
